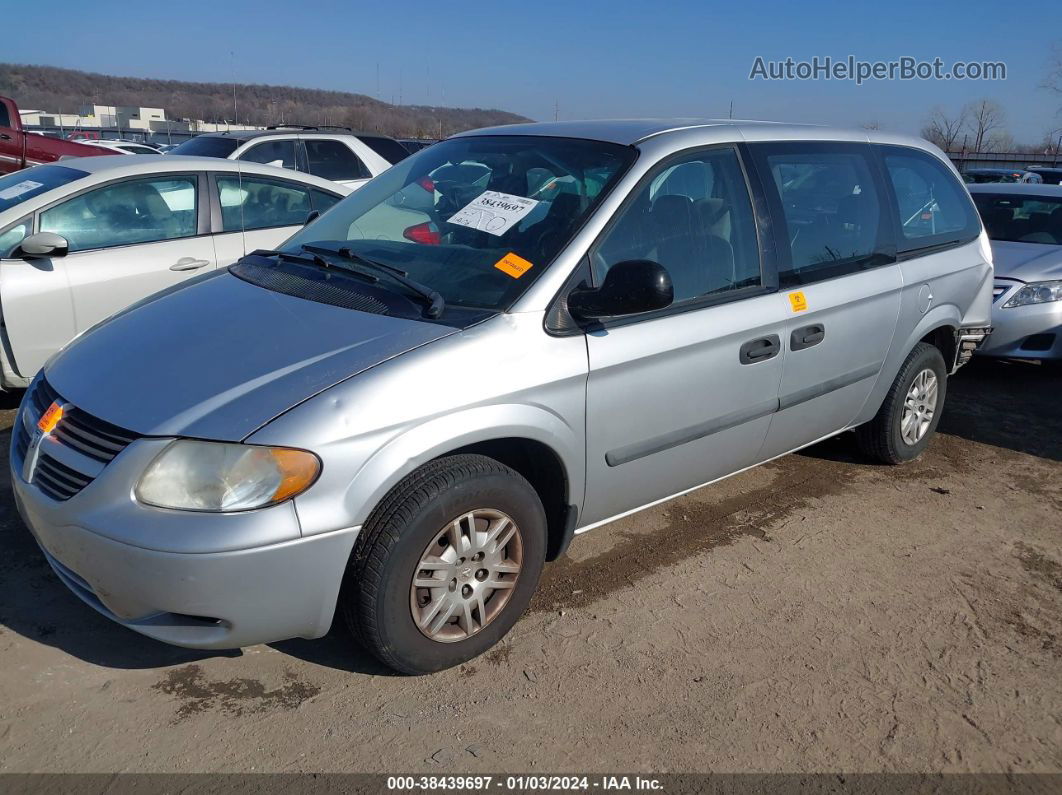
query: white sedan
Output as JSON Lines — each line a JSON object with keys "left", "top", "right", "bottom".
{"left": 0, "top": 155, "right": 351, "bottom": 389}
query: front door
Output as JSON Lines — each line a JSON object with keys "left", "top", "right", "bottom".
{"left": 581, "top": 146, "right": 787, "bottom": 527}
{"left": 4, "top": 173, "right": 216, "bottom": 377}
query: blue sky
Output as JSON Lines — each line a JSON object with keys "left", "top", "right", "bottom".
{"left": 8, "top": 0, "right": 1061, "bottom": 144}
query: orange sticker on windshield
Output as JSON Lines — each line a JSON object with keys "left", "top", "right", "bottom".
{"left": 788, "top": 291, "right": 808, "bottom": 312}
{"left": 494, "top": 252, "right": 534, "bottom": 279}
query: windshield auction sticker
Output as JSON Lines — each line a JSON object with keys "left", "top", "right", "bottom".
{"left": 448, "top": 191, "right": 540, "bottom": 236}
{"left": 0, "top": 180, "right": 43, "bottom": 201}
{"left": 494, "top": 252, "right": 534, "bottom": 279}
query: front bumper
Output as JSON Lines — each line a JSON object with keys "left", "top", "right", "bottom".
{"left": 11, "top": 444, "right": 359, "bottom": 650}
{"left": 979, "top": 285, "right": 1062, "bottom": 361}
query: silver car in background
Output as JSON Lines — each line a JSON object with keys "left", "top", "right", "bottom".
{"left": 969, "top": 183, "right": 1062, "bottom": 363}
{"left": 11, "top": 120, "right": 993, "bottom": 674}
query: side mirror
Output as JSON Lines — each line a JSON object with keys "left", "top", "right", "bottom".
{"left": 19, "top": 232, "right": 69, "bottom": 258}
{"left": 304, "top": 210, "right": 320, "bottom": 226}
{"left": 567, "top": 259, "right": 673, "bottom": 321}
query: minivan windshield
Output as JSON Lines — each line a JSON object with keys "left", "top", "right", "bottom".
{"left": 279, "top": 135, "right": 636, "bottom": 311}
{"left": 973, "top": 193, "right": 1062, "bottom": 245}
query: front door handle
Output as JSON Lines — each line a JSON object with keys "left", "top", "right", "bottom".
{"left": 791, "top": 323, "right": 826, "bottom": 351}
{"left": 170, "top": 257, "right": 211, "bottom": 271}
{"left": 0, "top": 133, "right": 11, "bottom": 140}
{"left": 739, "top": 334, "right": 781, "bottom": 365}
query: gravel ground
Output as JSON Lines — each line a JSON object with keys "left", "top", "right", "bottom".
{"left": 0, "top": 359, "right": 1059, "bottom": 774}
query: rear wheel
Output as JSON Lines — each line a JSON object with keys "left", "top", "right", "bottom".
{"left": 341, "top": 454, "right": 546, "bottom": 674}
{"left": 855, "top": 342, "right": 947, "bottom": 464}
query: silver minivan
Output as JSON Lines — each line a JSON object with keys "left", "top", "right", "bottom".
{"left": 11, "top": 120, "right": 994, "bottom": 673}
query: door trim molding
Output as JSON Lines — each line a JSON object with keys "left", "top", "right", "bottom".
{"left": 604, "top": 360, "right": 883, "bottom": 467}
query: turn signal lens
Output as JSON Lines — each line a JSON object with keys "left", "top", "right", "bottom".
{"left": 135, "top": 440, "right": 320, "bottom": 512}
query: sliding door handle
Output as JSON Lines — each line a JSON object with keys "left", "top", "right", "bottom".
{"left": 739, "top": 334, "right": 781, "bottom": 365}
{"left": 791, "top": 323, "right": 825, "bottom": 351}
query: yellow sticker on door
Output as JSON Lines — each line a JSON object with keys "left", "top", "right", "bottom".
{"left": 494, "top": 252, "right": 534, "bottom": 279}
{"left": 788, "top": 291, "right": 808, "bottom": 312}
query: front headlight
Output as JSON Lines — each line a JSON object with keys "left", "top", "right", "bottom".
{"left": 1002, "top": 280, "right": 1062, "bottom": 308}
{"left": 135, "top": 440, "right": 320, "bottom": 512}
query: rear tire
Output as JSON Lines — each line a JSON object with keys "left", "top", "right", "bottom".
{"left": 341, "top": 454, "right": 546, "bottom": 675}
{"left": 855, "top": 342, "right": 947, "bottom": 465}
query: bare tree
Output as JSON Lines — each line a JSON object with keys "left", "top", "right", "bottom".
{"left": 965, "top": 99, "right": 1006, "bottom": 151}
{"left": 859, "top": 120, "right": 880, "bottom": 131}
{"left": 920, "top": 105, "right": 968, "bottom": 151}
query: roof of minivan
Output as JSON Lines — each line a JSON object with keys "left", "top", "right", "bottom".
{"left": 451, "top": 118, "right": 937, "bottom": 149}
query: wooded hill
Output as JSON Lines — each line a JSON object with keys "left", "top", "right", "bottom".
{"left": 0, "top": 63, "right": 531, "bottom": 138}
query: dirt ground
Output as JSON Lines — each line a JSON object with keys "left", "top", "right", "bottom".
{"left": 0, "top": 359, "right": 1059, "bottom": 774}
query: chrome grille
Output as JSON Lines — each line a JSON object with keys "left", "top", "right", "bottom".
{"left": 18, "top": 377, "right": 140, "bottom": 501}
{"left": 34, "top": 455, "right": 93, "bottom": 501}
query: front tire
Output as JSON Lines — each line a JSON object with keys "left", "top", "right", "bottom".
{"left": 855, "top": 342, "right": 947, "bottom": 464}
{"left": 341, "top": 454, "right": 546, "bottom": 674}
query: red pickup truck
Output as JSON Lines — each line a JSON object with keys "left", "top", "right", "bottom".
{"left": 0, "top": 96, "right": 119, "bottom": 174}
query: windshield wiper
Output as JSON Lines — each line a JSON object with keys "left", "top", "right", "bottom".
{"left": 245, "top": 248, "right": 378, "bottom": 283}
{"left": 301, "top": 243, "right": 445, "bottom": 319}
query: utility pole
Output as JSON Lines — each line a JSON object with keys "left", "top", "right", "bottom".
{"left": 729, "top": 99, "right": 733, "bottom": 119}
{"left": 554, "top": 100, "right": 559, "bottom": 122}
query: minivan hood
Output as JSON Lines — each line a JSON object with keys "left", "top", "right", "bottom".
{"left": 990, "top": 240, "right": 1062, "bottom": 282}
{"left": 45, "top": 271, "right": 457, "bottom": 440}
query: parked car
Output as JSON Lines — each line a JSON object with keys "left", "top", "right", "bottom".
{"left": 87, "top": 140, "right": 164, "bottom": 155}
{"left": 167, "top": 126, "right": 409, "bottom": 189}
{"left": 969, "top": 183, "right": 1062, "bottom": 363}
{"left": 963, "top": 168, "right": 1031, "bottom": 184}
{"left": 0, "top": 155, "right": 350, "bottom": 388}
{"left": 11, "top": 120, "right": 993, "bottom": 674}
{"left": 0, "top": 96, "right": 120, "bottom": 174}
{"left": 1024, "top": 166, "right": 1062, "bottom": 186}
{"left": 399, "top": 138, "right": 436, "bottom": 154}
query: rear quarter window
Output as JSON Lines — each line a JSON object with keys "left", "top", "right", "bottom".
{"left": 880, "top": 146, "right": 980, "bottom": 253}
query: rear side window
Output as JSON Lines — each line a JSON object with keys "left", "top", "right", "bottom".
{"left": 358, "top": 135, "right": 410, "bottom": 165}
{"left": 304, "top": 139, "right": 370, "bottom": 181}
{"left": 216, "top": 175, "right": 311, "bottom": 231}
{"left": 880, "top": 146, "right": 980, "bottom": 253}
{"left": 239, "top": 139, "right": 298, "bottom": 170}
{"left": 751, "top": 142, "right": 889, "bottom": 286}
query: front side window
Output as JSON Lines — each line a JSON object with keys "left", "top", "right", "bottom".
{"left": 217, "top": 176, "right": 311, "bottom": 231}
{"left": 882, "top": 146, "right": 980, "bottom": 251}
{"left": 0, "top": 104, "right": 10, "bottom": 128}
{"left": 310, "top": 188, "right": 343, "bottom": 214}
{"left": 304, "top": 139, "right": 370, "bottom": 181}
{"left": 279, "top": 135, "right": 635, "bottom": 311}
{"left": 0, "top": 217, "right": 30, "bottom": 258}
{"left": 972, "top": 193, "right": 1062, "bottom": 245}
{"left": 593, "top": 147, "right": 761, "bottom": 303}
{"left": 753, "top": 143, "right": 887, "bottom": 286}
{"left": 238, "top": 139, "right": 297, "bottom": 170}
{"left": 40, "top": 175, "right": 197, "bottom": 252}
